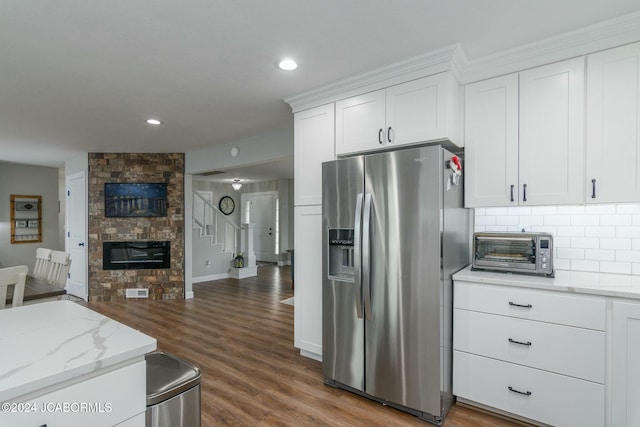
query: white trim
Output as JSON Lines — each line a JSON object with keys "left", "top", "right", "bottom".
{"left": 285, "top": 44, "right": 465, "bottom": 113}
{"left": 460, "top": 11, "right": 640, "bottom": 84}
{"left": 284, "top": 11, "right": 640, "bottom": 111}
{"left": 229, "top": 267, "right": 258, "bottom": 279}
{"left": 192, "top": 273, "right": 230, "bottom": 283}
{"left": 300, "top": 349, "right": 322, "bottom": 362}
{"left": 185, "top": 291, "right": 194, "bottom": 299}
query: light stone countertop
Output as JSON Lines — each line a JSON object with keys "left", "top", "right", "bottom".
{"left": 0, "top": 300, "right": 156, "bottom": 402}
{"left": 453, "top": 265, "right": 640, "bottom": 300}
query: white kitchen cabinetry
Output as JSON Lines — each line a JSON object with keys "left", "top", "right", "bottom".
{"left": 453, "top": 281, "right": 606, "bottom": 427}
{"left": 611, "top": 300, "right": 640, "bottom": 427}
{"left": 293, "top": 205, "right": 323, "bottom": 359}
{"left": 4, "top": 361, "right": 146, "bottom": 427}
{"left": 586, "top": 42, "right": 640, "bottom": 203}
{"left": 464, "top": 74, "right": 518, "bottom": 207}
{"left": 335, "top": 72, "right": 460, "bottom": 155}
{"left": 294, "top": 104, "right": 335, "bottom": 206}
{"left": 464, "top": 57, "right": 585, "bottom": 207}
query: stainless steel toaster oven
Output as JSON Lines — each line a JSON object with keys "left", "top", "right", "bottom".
{"left": 472, "top": 232, "right": 554, "bottom": 277}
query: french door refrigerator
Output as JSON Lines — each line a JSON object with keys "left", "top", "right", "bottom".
{"left": 321, "top": 144, "right": 469, "bottom": 425}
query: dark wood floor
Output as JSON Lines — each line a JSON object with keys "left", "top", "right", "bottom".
{"left": 87, "top": 265, "right": 521, "bottom": 426}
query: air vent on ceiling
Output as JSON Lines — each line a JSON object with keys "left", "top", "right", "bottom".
{"left": 198, "top": 170, "right": 225, "bottom": 176}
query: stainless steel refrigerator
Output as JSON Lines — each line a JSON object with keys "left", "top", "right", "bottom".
{"left": 321, "top": 144, "right": 470, "bottom": 425}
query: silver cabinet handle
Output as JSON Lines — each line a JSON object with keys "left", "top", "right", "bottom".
{"left": 522, "top": 184, "right": 527, "bottom": 202}
{"left": 591, "top": 179, "right": 596, "bottom": 199}
{"left": 362, "top": 193, "right": 373, "bottom": 321}
{"left": 378, "top": 129, "right": 384, "bottom": 144}
{"left": 508, "top": 386, "right": 532, "bottom": 396}
{"left": 509, "top": 301, "right": 532, "bottom": 309}
{"left": 387, "top": 126, "right": 392, "bottom": 143}
{"left": 510, "top": 185, "right": 515, "bottom": 202}
{"left": 353, "top": 193, "right": 364, "bottom": 319}
{"left": 508, "top": 338, "right": 532, "bottom": 346}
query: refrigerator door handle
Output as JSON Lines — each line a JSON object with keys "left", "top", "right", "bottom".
{"left": 354, "top": 193, "right": 364, "bottom": 319}
{"left": 362, "top": 193, "right": 373, "bottom": 321}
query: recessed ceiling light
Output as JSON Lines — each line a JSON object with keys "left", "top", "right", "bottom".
{"left": 278, "top": 58, "right": 298, "bottom": 71}
{"left": 146, "top": 119, "right": 162, "bottom": 125}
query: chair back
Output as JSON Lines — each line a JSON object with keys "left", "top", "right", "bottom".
{"left": 0, "top": 265, "right": 29, "bottom": 309}
{"left": 47, "top": 251, "right": 72, "bottom": 289}
{"left": 33, "top": 248, "right": 52, "bottom": 280}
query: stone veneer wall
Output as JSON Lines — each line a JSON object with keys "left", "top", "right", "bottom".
{"left": 88, "top": 153, "right": 185, "bottom": 301}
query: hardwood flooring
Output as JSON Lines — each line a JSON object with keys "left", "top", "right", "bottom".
{"left": 87, "top": 265, "right": 521, "bottom": 426}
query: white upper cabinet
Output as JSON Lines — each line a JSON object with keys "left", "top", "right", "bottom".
{"left": 294, "top": 104, "right": 335, "bottom": 206}
{"left": 464, "top": 58, "right": 585, "bottom": 207}
{"left": 586, "top": 42, "right": 640, "bottom": 203}
{"left": 519, "top": 57, "right": 585, "bottom": 206}
{"left": 464, "top": 74, "right": 519, "bottom": 207}
{"left": 336, "top": 73, "right": 460, "bottom": 155}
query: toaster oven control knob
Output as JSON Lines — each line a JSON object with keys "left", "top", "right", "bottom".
{"left": 542, "top": 257, "right": 547, "bottom": 262}
{"left": 542, "top": 263, "right": 547, "bottom": 269}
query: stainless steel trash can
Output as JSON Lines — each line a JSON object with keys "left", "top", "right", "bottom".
{"left": 146, "top": 351, "right": 202, "bottom": 427}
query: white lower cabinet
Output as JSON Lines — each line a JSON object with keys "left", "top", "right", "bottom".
{"left": 453, "top": 281, "right": 606, "bottom": 426}
{"left": 4, "top": 360, "right": 146, "bottom": 427}
{"left": 454, "top": 352, "right": 604, "bottom": 427}
{"left": 611, "top": 300, "right": 640, "bottom": 427}
{"left": 293, "top": 205, "right": 323, "bottom": 359}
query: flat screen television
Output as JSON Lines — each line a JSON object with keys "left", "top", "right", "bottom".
{"left": 104, "top": 183, "right": 167, "bottom": 217}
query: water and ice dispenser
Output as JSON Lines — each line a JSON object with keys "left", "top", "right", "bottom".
{"left": 327, "top": 228, "right": 355, "bottom": 282}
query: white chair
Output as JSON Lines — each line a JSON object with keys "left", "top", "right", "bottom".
{"left": 33, "top": 248, "right": 52, "bottom": 280}
{"left": 0, "top": 265, "right": 29, "bottom": 309}
{"left": 47, "top": 251, "right": 72, "bottom": 289}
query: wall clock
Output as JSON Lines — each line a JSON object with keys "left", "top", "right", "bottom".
{"left": 218, "top": 196, "right": 235, "bottom": 215}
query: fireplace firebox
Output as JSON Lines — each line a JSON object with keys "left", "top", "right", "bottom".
{"left": 103, "top": 241, "right": 170, "bottom": 270}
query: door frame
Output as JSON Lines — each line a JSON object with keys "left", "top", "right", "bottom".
{"left": 65, "top": 171, "right": 88, "bottom": 300}
{"left": 241, "top": 191, "right": 279, "bottom": 262}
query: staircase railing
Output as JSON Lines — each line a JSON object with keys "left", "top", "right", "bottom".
{"left": 193, "top": 190, "right": 240, "bottom": 253}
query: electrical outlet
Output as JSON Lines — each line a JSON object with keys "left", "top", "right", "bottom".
{"left": 205, "top": 260, "right": 211, "bottom": 267}
{"left": 519, "top": 225, "right": 531, "bottom": 233}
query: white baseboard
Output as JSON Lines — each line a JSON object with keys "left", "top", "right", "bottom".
{"left": 192, "top": 273, "right": 230, "bottom": 283}
{"left": 277, "top": 261, "right": 291, "bottom": 266}
{"left": 300, "top": 349, "right": 322, "bottom": 362}
{"left": 185, "top": 291, "right": 195, "bottom": 299}
{"left": 229, "top": 267, "right": 258, "bottom": 279}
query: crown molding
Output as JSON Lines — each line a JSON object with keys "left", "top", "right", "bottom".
{"left": 460, "top": 11, "right": 640, "bottom": 83}
{"left": 285, "top": 11, "right": 640, "bottom": 113}
{"left": 285, "top": 43, "right": 467, "bottom": 113}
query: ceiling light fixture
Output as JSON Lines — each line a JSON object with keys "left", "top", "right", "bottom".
{"left": 278, "top": 58, "right": 298, "bottom": 71}
{"left": 231, "top": 179, "right": 242, "bottom": 191}
{"left": 146, "top": 118, "right": 162, "bottom": 125}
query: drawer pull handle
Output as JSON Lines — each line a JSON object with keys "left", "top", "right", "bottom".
{"left": 508, "top": 338, "right": 532, "bottom": 346}
{"left": 509, "top": 301, "right": 532, "bottom": 309}
{"left": 508, "top": 386, "right": 532, "bottom": 396}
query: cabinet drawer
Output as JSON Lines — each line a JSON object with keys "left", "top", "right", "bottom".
{"left": 454, "top": 281, "right": 606, "bottom": 330}
{"left": 454, "top": 309, "right": 605, "bottom": 383}
{"left": 3, "top": 361, "right": 146, "bottom": 427}
{"left": 453, "top": 351, "right": 604, "bottom": 427}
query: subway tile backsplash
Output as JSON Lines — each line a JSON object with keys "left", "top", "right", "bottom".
{"left": 474, "top": 204, "right": 640, "bottom": 275}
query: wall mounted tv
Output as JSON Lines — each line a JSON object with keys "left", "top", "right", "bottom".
{"left": 104, "top": 183, "right": 168, "bottom": 217}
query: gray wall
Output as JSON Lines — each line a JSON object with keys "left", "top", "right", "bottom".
{"left": 0, "top": 162, "right": 62, "bottom": 270}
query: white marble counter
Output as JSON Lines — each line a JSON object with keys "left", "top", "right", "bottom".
{"left": 453, "top": 266, "right": 640, "bottom": 300}
{"left": 0, "top": 300, "right": 156, "bottom": 402}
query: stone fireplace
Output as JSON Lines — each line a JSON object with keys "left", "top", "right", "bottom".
{"left": 88, "top": 153, "right": 184, "bottom": 301}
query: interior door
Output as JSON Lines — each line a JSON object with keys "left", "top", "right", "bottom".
{"left": 66, "top": 171, "right": 87, "bottom": 300}
{"left": 243, "top": 192, "right": 277, "bottom": 262}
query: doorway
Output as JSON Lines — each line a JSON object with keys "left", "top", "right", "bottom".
{"left": 66, "top": 171, "right": 88, "bottom": 300}
{"left": 241, "top": 191, "right": 278, "bottom": 263}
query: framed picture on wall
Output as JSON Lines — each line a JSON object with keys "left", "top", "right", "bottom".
{"left": 11, "top": 194, "right": 42, "bottom": 244}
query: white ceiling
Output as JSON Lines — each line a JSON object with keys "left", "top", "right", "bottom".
{"left": 2, "top": 1, "right": 640, "bottom": 173}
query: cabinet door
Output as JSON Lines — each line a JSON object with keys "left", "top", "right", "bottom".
{"left": 586, "top": 42, "right": 640, "bottom": 203}
{"left": 611, "top": 301, "right": 640, "bottom": 427}
{"left": 386, "top": 73, "right": 457, "bottom": 147}
{"left": 335, "top": 90, "right": 385, "bottom": 155}
{"left": 294, "top": 104, "right": 335, "bottom": 206}
{"left": 464, "top": 74, "right": 519, "bottom": 207}
{"left": 519, "top": 57, "right": 585, "bottom": 205}
{"left": 293, "top": 205, "right": 322, "bottom": 359}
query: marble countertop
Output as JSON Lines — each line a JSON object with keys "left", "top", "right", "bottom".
{"left": 0, "top": 300, "right": 156, "bottom": 402}
{"left": 453, "top": 266, "right": 640, "bottom": 300}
